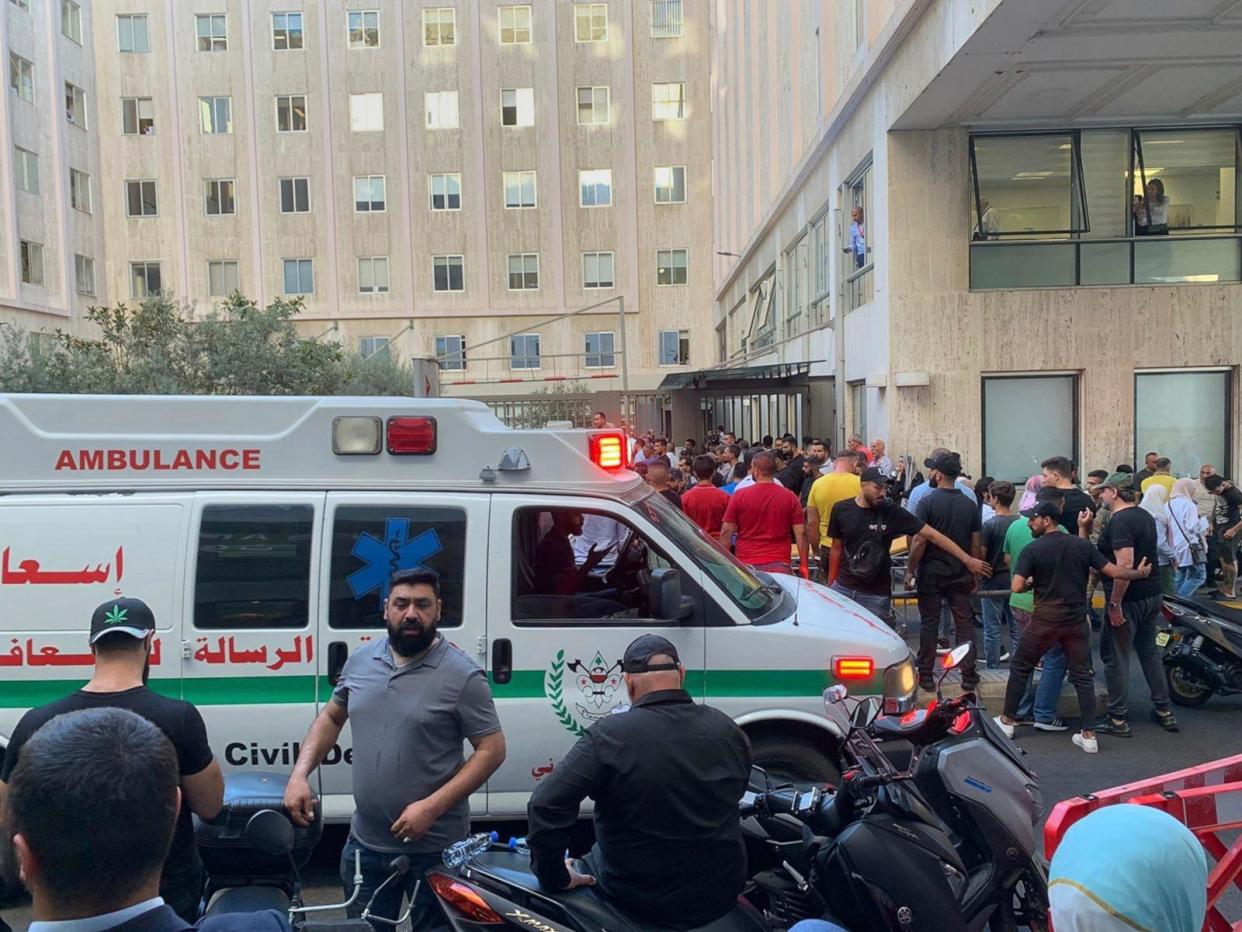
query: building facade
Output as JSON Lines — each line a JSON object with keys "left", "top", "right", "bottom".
{"left": 2, "top": 0, "right": 712, "bottom": 416}
{"left": 709, "top": 0, "right": 1242, "bottom": 481}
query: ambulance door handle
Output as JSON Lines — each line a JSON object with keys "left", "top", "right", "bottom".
{"left": 327, "top": 641, "right": 349, "bottom": 687}
{"left": 492, "top": 638, "right": 513, "bottom": 685}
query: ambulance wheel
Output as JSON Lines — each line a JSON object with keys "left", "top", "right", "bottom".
{"left": 749, "top": 734, "right": 841, "bottom": 787}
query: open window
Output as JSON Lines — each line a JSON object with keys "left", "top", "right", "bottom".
{"left": 744, "top": 271, "right": 777, "bottom": 352}
{"left": 970, "top": 133, "right": 1088, "bottom": 239}
{"left": 1133, "top": 128, "right": 1240, "bottom": 235}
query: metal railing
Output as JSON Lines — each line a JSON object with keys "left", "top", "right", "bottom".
{"left": 844, "top": 261, "right": 875, "bottom": 311}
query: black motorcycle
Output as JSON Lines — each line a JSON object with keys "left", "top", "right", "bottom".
{"left": 1160, "top": 593, "right": 1242, "bottom": 706}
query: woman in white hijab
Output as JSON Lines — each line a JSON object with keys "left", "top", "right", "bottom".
{"left": 1139, "top": 483, "right": 1176, "bottom": 594}
{"left": 1168, "top": 477, "right": 1210, "bottom": 597}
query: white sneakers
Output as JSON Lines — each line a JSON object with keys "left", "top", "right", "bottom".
{"left": 1072, "top": 732, "right": 1099, "bottom": 754}
{"left": 997, "top": 715, "right": 1098, "bottom": 753}
{"left": 992, "top": 715, "right": 1015, "bottom": 739}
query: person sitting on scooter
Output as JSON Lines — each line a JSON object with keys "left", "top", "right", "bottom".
{"left": 527, "top": 635, "right": 753, "bottom": 929}
{"left": 3, "top": 707, "right": 288, "bottom": 932}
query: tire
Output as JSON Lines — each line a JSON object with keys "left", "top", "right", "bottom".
{"left": 1166, "top": 664, "right": 1213, "bottom": 707}
{"left": 990, "top": 856, "right": 1050, "bottom": 932}
{"left": 749, "top": 733, "right": 841, "bottom": 787}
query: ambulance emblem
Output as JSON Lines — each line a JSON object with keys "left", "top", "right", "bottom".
{"left": 347, "top": 518, "right": 443, "bottom": 603}
{"left": 545, "top": 649, "right": 624, "bottom": 735}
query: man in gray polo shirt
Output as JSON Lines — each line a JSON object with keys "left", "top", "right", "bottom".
{"left": 284, "top": 568, "right": 506, "bottom": 930}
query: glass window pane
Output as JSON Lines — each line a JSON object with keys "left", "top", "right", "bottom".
{"left": 972, "top": 134, "right": 1076, "bottom": 236}
{"left": 969, "top": 243, "right": 1076, "bottom": 289}
{"left": 1135, "top": 372, "right": 1230, "bottom": 477}
{"left": 1135, "top": 129, "right": 1237, "bottom": 230}
{"left": 983, "top": 376, "right": 1076, "bottom": 483}
{"left": 1079, "top": 241, "right": 1130, "bottom": 286}
{"left": 1133, "top": 237, "right": 1241, "bottom": 284}
{"left": 1079, "top": 129, "right": 1129, "bottom": 238}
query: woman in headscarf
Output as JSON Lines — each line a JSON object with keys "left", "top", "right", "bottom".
{"left": 1018, "top": 474, "right": 1043, "bottom": 513}
{"left": 1168, "top": 477, "right": 1210, "bottom": 598}
{"left": 1049, "top": 804, "right": 1207, "bottom": 931}
{"left": 1139, "top": 483, "right": 1177, "bottom": 593}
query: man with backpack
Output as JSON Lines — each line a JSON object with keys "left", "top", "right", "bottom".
{"left": 827, "top": 467, "right": 988, "bottom": 631}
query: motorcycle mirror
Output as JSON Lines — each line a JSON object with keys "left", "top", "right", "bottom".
{"left": 389, "top": 855, "right": 410, "bottom": 877}
{"left": 851, "top": 696, "right": 882, "bottom": 729}
{"left": 822, "top": 686, "right": 852, "bottom": 732}
{"left": 245, "top": 809, "right": 296, "bottom": 857}
{"left": 943, "top": 643, "right": 971, "bottom": 671}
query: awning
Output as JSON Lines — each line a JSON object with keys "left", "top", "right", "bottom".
{"left": 657, "top": 361, "right": 813, "bottom": 391}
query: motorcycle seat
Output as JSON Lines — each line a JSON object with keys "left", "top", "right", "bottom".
{"left": 204, "top": 884, "right": 290, "bottom": 916}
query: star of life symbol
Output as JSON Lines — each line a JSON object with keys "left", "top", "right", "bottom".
{"left": 347, "top": 517, "right": 443, "bottom": 603}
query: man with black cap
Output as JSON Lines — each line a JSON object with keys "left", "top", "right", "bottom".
{"left": 0, "top": 598, "right": 224, "bottom": 921}
{"left": 994, "top": 501, "right": 1153, "bottom": 754}
{"left": 527, "top": 634, "right": 752, "bottom": 929}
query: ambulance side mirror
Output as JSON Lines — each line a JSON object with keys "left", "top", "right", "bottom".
{"left": 650, "top": 568, "right": 693, "bottom": 621}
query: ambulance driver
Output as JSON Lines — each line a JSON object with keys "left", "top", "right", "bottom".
{"left": 283, "top": 569, "right": 506, "bottom": 931}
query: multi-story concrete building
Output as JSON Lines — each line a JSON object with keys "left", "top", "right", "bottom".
{"left": 707, "top": 0, "right": 1242, "bottom": 481}
{"left": 1, "top": 0, "right": 711, "bottom": 425}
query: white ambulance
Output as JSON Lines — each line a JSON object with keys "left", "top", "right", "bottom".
{"left": 0, "top": 394, "right": 915, "bottom": 821}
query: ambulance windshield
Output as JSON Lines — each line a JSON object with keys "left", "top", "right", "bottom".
{"left": 625, "top": 487, "right": 781, "bottom": 620}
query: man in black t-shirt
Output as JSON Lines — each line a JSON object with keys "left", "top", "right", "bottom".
{"left": 1090, "top": 473, "right": 1179, "bottom": 736}
{"left": 828, "top": 467, "right": 987, "bottom": 631}
{"left": 0, "top": 598, "right": 224, "bottom": 921}
{"left": 1204, "top": 475, "right": 1242, "bottom": 599}
{"left": 1041, "top": 455, "right": 1096, "bottom": 536}
{"left": 995, "top": 502, "right": 1152, "bottom": 754}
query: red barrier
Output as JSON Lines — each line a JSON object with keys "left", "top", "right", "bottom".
{"left": 1044, "top": 754, "right": 1242, "bottom": 932}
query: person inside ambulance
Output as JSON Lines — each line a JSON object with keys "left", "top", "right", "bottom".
{"left": 533, "top": 510, "right": 613, "bottom": 596}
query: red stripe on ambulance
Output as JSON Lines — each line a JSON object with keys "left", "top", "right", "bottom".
{"left": 54, "top": 448, "right": 261, "bottom": 471}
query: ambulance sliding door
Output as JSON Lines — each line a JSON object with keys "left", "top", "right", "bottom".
{"left": 316, "top": 493, "right": 491, "bottom": 821}
{"left": 183, "top": 494, "right": 325, "bottom": 785}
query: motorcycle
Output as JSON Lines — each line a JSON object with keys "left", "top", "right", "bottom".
{"left": 1159, "top": 593, "right": 1242, "bottom": 706}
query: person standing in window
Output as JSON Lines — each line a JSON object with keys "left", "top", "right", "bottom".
{"left": 1133, "top": 179, "right": 1169, "bottom": 235}
{"left": 847, "top": 206, "right": 866, "bottom": 269}
{"left": 974, "top": 197, "right": 1000, "bottom": 240}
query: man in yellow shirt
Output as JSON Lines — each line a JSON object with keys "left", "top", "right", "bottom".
{"left": 807, "top": 450, "right": 862, "bottom": 563}
{"left": 1140, "top": 457, "right": 1175, "bottom": 496}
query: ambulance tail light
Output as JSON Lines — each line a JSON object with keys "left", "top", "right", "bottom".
{"left": 589, "top": 432, "right": 627, "bottom": 470}
{"left": 832, "top": 656, "right": 875, "bottom": 680}
{"left": 387, "top": 416, "right": 437, "bottom": 455}
{"left": 426, "top": 873, "right": 504, "bottom": 924}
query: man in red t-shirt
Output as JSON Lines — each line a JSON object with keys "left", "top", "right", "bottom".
{"left": 719, "top": 452, "right": 808, "bottom": 577}
{"left": 682, "top": 455, "right": 730, "bottom": 537}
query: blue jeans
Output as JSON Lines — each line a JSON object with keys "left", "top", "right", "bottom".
{"left": 1012, "top": 607, "right": 1067, "bottom": 723}
{"left": 981, "top": 597, "right": 1018, "bottom": 668}
{"left": 1174, "top": 563, "right": 1207, "bottom": 598}
{"left": 830, "top": 582, "right": 894, "bottom": 628}
{"left": 340, "top": 834, "right": 446, "bottom": 931}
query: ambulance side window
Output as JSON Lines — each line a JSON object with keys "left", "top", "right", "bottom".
{"left": 194, "top": 505, "right": 314, "bottom": 629}
{"left": 328, "top": 505, "right": 467, "bottom": 629}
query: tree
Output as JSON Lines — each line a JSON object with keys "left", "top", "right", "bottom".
{"left": 0, "top": 294, "right": 415, "bottom": 396}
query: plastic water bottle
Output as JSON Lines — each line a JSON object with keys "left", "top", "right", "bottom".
{"left": 506, "top": 836, "right": 529, "bottom": 855}
{"left": 442, "top": 831, "right": 497, "bottom": 869}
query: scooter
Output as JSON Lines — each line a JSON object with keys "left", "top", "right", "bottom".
{"left": 1159, "top": 593, "right": 1242, "bottom": 706}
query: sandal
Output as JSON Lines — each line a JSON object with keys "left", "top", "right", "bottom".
{"left": 1096, "top": 717, "right": 1132, "bottom": 738}
{"left": 1151, "top": 709, "right": 1180, "bottom": 732}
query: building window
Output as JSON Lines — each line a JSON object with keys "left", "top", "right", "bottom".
{"left": 501, "top": 88, "right": 534, "bottom": 127}
{"left": 125, "top": 180, "right": 158, "bottom": 217}
{"left": 652, "top": 82, "right": 685, "bottom": 121}
{"left": 436, "top": 335, "right": 466, "bottom": 370}
{"left": 272, "top": 12, "right": 304, "bottom": 49}
{"left": 196, "top": 13, "right": 227, "bottom": 52}
{"left": 430, "top": 172, "right": 461, "bottom": 210}
{"left": 498, "top": 5, "right": 532, "bottom": 44}
{"left": 658, "top": 329, "right": 689, "bottom": 366}
{"left": 357, "top": 257, "right": 390, "bottom": 293}
{"left": 61, "top": 1, "right": 82, "bottom": 43}
{"left": 507, "top": 253, "right": 539, "bottom": 290}
{"left": 354, "top": 175, "right": 386, "bottom": 212}
{"left": 349, "top": 92, "right": 384, "bottom": 131}
{"left": 583, "top": 251, "right": 614, "bottom": 289}
{"left": 423, "top": 8, "right": 456, "bottom": 46}
{"left": 1135, "top": 370, "right": 1232, "bottom": 477}
{"left": 207, "top": 260, "right": 240, "bottom": 296}
{"left": 282, "top": 258, "right": 314, "bottom": 295}
{"left": 279, "top": 177, "right": 311, "bottom": 213}
{"left": 19, "top": 241, "right": 44, "bottom": 286}
{"left": 64, "top": 82, "right": 87, "bottom": 127}
{"left": 970, "top": 134, "right": 1085, "bottom": 240}
{"left": 424, "top": 91, "right": 458, "bottom": 129}
{"left": 576, "top": 86, "right": 609, "bottom": 125}
{"left": 510, "top": 333, "right": 541, "bottom": 370}
{"left": 205, "top": 178, "right": 235, "bottom": 215}
{"left": 503, "top": 170, "right": 537, "bottom": 208}
{"left": 579, "top": 169, "right": 612, "bottom": 207}
{"left": 130, "top": 261, "right": 162, "bottom": 298}
{"left": 74, "top": 254, "right": 95, "bottom": 296}
{"left": 575, "top": 3, "right": 607, "bottom": 42}
{"left": 199, "top": 96, "right": 232, "bottom": 134}
{"left": 122, "top": 97, "right": 155, "bottom": 135}
{"left": 982, "top": 374, "right": 1078, "bottom": 482}
{"left": 276, "top": 95, "right": 307, "bottom": 132}
{"left": 9, "top": 53, "right": 34, "bottom": 103}
{"left": 651, "top": 0, "right": 683, "bottom": 37}
{"left": 656, "top": 248, "right": 688, "bottom": 285}
{"left": 14, "top": 147, "right": 38, "bottom": 194}
{"left": 585, "top": 331, "right": 614, "bottom": 368}
{"left": 116, "top": 14, "right": 150, "bottom": 52}
{"left": 359, "top": 336, "right": 389, "bottom": 358}
{"left": 69, "top": 168, "right": 91, "bottom": 212}
{"left": 10, "top": 0, "right": 28, "bottom": 10}
{"left": 433, "top": 255, "right": 464, "bottom": 292}
{"left": 347, "top": 10, "right": 380, "bottom": 48}
{"left": 654, "top": 165, "right": 685, "bottom": 203}
{"left": 1132, "top": 129, "right": 1238, "bottom": 232}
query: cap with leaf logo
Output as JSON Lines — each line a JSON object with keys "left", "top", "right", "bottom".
{"left": 89, "top": 597, "right": 156, "bottom": 645}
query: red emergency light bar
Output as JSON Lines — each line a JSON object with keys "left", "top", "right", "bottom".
{"left": 832, "top": 656, "right": 875, "bottom": 680}
{"left": 589, "top": 432, "right": 627, "bottom": 470}
{"left": 387, "top": 416, "right": 437, "bottom": 455}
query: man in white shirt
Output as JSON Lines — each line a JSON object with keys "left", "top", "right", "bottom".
{"left": 573, "top": 512, "right": 627, "bottom": 569}
{"left": 870, "top": 439, "right": 894, "bottom": 476}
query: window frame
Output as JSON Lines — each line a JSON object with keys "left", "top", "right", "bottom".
{"left": 968, "top": 130, "right": 1090, "bottom": 239}
{"left": 195, "top": 13, "right": 228, "bottom": 52}
{"left": 500, "top": 87, "right": 535, "bottom": 128}
{"left": 584, "top": 330, "right": 615, "bottom": 368}
{"left": 576, "top": 85, "right": 610, "bottom": 126}
{"left": 574, "top": 3, "right": 608, "bottom": 42}
{"left": 347, "top": 9, "right": 381, "bottom": 49}
{"left": 507, "top": 253, "right": 540, "bottom": 291}
{"left": 279, "top": 176, "right": 311, "bottom": 214}
{"left": 657, "top": 328, "right": 690, "bottom": 366}
{"left": 74, "top": 253, "right": 95, "bottom": 296}
{"left": 69, "top": 168, "right": 91, "bottom": 213}
{"left": 349, "top": 92, "right": 384, "bottom": 132}
{"left": 1133, "top": 368, "right": 1233, "bottom": 478}
{"left": 121, "top": 96, "right": 155, "bottom": 135}
{"left": 654, "top": 165, "right": 686, "bottom": 204}
{"left": 124, "top": 179, "right": 159, "bottom": 218}
{"left": 207, "top": 259, "right": 240, "bottom": 297}
{"left": 429, "top": 172, "right": 462, "bottom": 211}
{"left": 433, "top": 255, "right": 465, "bottom": 292}
{"left": 650, "top": 0, "right": 684, "bottom": 38}
{"left": 353, "top": 174, "right": 387, "bottom": 213}
{"left": 423, "top": 90, "right": 458, "bottom": 130}
{"left": 651, "top": 81, "right": 686, "bottom": 121}
{"left": 204, "top": 178, "right": 236, "bottom": 216}
{"left": 14, "top": 146, "right": 39, "bottom": 194}
{"left": 9, "top": 52, "right": 34, "bottom": 103}
{"left": 435, "top": 334, "right": 467, "bottom": 370}
{"left": 64, "top": 81, "right": 87, "bottom": 128}
{"left": 199, "top": 96, "right": 233, "bottom": 134}
{"left": 422, "top": 7, "right": 456, "bottom": 46}
{"left": 130, "top": 261, "right": 162, "bottom": 298}
{"left": 498, "top": 4, "right": 532, "bottom": 44}
{"left": 19, "top": 240, "right": 45, "bottom": 287}
{"left": 272, "top": 12, "right": 304, "bottom": 50}
{"left": 1132, "top": 127, "right": 1242, "bottom": 233}
{"left": 61, "top": 0, "right": 83, "bottom": 44}
{"left": 116, "top": 13, "right": 150, "bottom": 52}
{"left": 357, "top": 256, "right": 391, "bottom": 294}
{"left": 656, "top": 247, "right": 688, "bottom": 286}
{"left": 980, "top": 373, "right": 1080, "bottom": 482}
{"left": 503, "top": 170, "right": 537, "bottom": 209}
{"left": 509, "top": 333, "right": 541, "bottom": 370}
{"left": 275, "top": 94, "right": 308, "bottom": 133}
{"left": 582, "top": 251, "right": 615, "bottom": 289}
{"left": 578, "top": 169, "right": 613, "bottom": 208}
{"left": 282, "top": 258, "right": 314, "bottom": 295}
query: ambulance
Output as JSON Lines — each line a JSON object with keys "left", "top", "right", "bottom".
{"left": 0, "top": 394, "right": 916, "bottom": 821}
